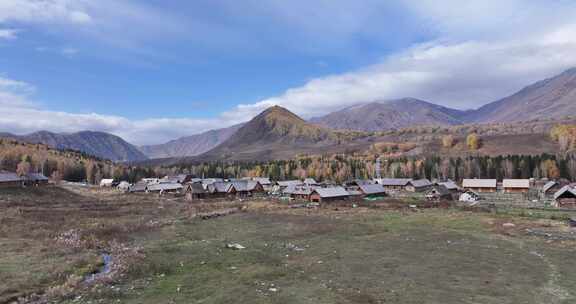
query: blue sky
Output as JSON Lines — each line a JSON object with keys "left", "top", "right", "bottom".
{"left": 1, "top": 0, "right": 576, "bottom": 144}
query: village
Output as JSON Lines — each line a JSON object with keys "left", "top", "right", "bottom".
{"left": 4, "top": 167, "right": 574, "bottom": 211}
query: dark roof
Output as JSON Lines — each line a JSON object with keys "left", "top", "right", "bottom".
{"left": 252, "top": 177, "right": 272, "bottom": 185}
{"left": 26, "top": 173, "right": 48, "bottom": 181}
{"left": 554, "top": 186, "right": 576, "bottom": 200}
{"left": 358, "top": 184, "right": 386, "bottom": 195}
{"left": 304, "top": 178, "right": 318, "bottom": 185}
{"left": 543, "top": 181, "right": 559, "bottom": 193}
{"left": 284, "top": 185, "right": 316, "bottom": 195}
{"left": 427, "top": 185, "right": 450, "bottom": 196}
{"left": 210, "top": 182, "right": 234, "bottom": 193}
{"left": 129, "top": 182, "right": 148, "bottom": 192}
{"left": 277, "top": 180, "right": 303, "bottom": 187}
{"left": 186, "top": 183, "right": 206, "bottom": 194}
{"left": 313, "top": 187, "right": 350, "bottom": 198}
{"left": 376, "top": 178, "right": 412, "bottom": 186}
{"left": 409, "top": 179, "right": 432, "bottom": 188}
{"left": 0, "top": 172, "right": 21, "bottom": 183}
{"left": 148, "top": 183, "right": 183, "bottom": 192}
{"left": 438, "top": 181, "right": 458, "bottom": 190}
{"left": 231, "top": 181, "right": 247, "bottom": 191}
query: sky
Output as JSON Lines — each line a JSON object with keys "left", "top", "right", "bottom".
{"left": 1, "top": 0, "right": 576, "bottom": 145}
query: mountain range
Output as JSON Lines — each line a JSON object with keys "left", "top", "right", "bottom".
{"left": 2, "top": 68, "right": 576, "bottom": 162}
{"left": 0, "top": 131, "right": 147, "bottom": 162}
{"left": 309, "top": 98, "right": 467, "bottom": 131}
{"left": 139, "top": 124, "right": 243, "bottom": 159}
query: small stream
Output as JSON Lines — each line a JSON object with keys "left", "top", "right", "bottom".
{"left": 85, "top": 253, "right": 112, "bottom": 283}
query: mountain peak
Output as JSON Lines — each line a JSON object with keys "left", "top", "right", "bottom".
{"left": 198, "top": 106, "right": 336, "bottom": 161}
{"left": 311, "top": 98, "right": 465, "bottom": 132}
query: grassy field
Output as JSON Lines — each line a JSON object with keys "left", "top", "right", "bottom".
{"left": 2, "top": 186, "right": 576, "bottom": 304}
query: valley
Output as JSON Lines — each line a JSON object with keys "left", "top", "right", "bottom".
{"left": 2, "top": 185, "right": 576, "bottom": 304}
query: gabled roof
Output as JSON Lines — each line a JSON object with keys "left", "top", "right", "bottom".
{"left": 375, "top": 178, "right": 412, "bottom": 186}
{"left": 438, "top": 181, "right": 458, "bottom": 190}
{"left": 358, "top": 184, "right": 386, "bottom": 195}
{"left": 161, "top": 174, "right": 190, "bottom": 184}
{"left": 503, "top": 179, "right": 530, "bottom": 189}
{"left": 462, "top": 179, "right": 497, "bottom": 188}
{"left": 202, "top": 178, "right": 224, "bottom": 185}
{"left": 252, "top": 177, "right": 271, "bottom": 185}
{"left": 26, "top": 173, "right": 48, "bottom": 181}
{"left": 285, "top": 185, "right": 317, "bottom": 195}
{"left": 246, "top": 181, "right": 262, "bottom": 191}
{"left": 543, "top": 181, "right": 559, "bottom": 193}
{"left": 211, "top": 182, "right": 234, "bottom": 193}
{"left": 409, "top": 179, "right": 432, "bottom": 188}
{"left": 148, "top": 183, "right": 183, "bottom": 192}
{"left": 554, "top": 186, "right": 576, "bottom": 200}
{"left": 304, "top": 178, "right": 318, "bottom": 185}
{"left": 427, "top": 185, "right": 450, "bottom": 196}
{"left": 231, "top": 180, "right": 262, "bottom": 192}
{"left": 129, "top": 182, "right": 148, "bottom": 192}
{"left": 185, "top": 182, "right": 206, "bottom": 194}
{"left": 313, "top": 187, "right": 350, "bottom": 198}
{"left": 277, "top": 180, "right": 303, "bottom": 187}
{"left": 0, "top": 172, "right": 21, "bottom": 182}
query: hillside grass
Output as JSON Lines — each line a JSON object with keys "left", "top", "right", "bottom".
{"left": 3, "top": 186, "right": 576, "bottom": 303}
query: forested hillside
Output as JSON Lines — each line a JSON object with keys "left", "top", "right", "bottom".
{"left": 0, "top": 138, "right": 154, "bottom": 184}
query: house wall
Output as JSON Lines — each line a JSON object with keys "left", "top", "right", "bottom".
{"left": 557, "top": 198, "right": 576, "bottom": 208}
{"left": 310, "top": 193, "right": 321, "bottom": 202}
{"left": 382, "top": 185, "right": 406, "bottom": 192}
{"left": 504, "top": 188, "right": 529, "bottom": 193}
{"left": 0, "top": 181, "right": 22, "bottom": 188}
{"left": 465, "top": 187, "right": 496, "bottom": 193}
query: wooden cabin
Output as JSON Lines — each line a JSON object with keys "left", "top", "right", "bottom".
{"left": 542, "top": 181, "right": 562, "bottom": 196}
{"left": 24, "top": 173, "right": 49, "bottom": 186}
{"left": 358, "top": 184, "right": 386, "bottom": 198}
{"left": 462, "top": 179, "right": 497, "bottom": 193}
{"left": 185, "top": 182, "right": 207, "bottom": 201}
{"left": 437, "top": 180, "right": 459, "bottom": 193}
{"left": 406, "top": 179, "right": 433, "bottom": 192}
{"left": 310, "top": 187, "right": 350, "bottom": 203}
{"left": 0, "top": 172, "right": 23, "bottom": 188}
{"left": 502, "top": 179, "right": 530, "bottom": 193}
{"left": 207, "top": 182, "right": 236, "bottom": 199}
{"left": 374, "top": 178, "right": 412, "bottom": 192}
{"left": 553, "top": 186, "right": 576, "bottom": 208}
{"left": 284, "top": 185, "right": 316, "bottom": 201}
{"left": 303, "top": 178, "right": 319, "bottom": 186}
{"left": 147, "top": 183, "right": 183, "bottom": 194}
{"left": 425, "top": 185, "right": 452, "bottom": 201}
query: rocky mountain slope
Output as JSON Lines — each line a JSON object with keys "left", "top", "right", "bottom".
{"left": 194, "top": 106, "right": 369, "bottom": 161}
{"left": 0, "top": 131, "right": 147, "bottom": 162}
{"left": 139, "top": 124, "right": 242, "bottom": 158}
{"left": 465, "top": 68, "right": 576, "bottom": 123}
{"left": 310, "top": 98, "right": 466, "bottom": 131}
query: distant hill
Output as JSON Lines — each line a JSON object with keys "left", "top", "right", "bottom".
{"left": 0, "top": 131, "right": 147, "bottom": 162}
{"left": 309, "top": 98, "right": 467, "bottom": 132}
{"left": 139, "top": 124, "right": 243, "bottom": 158}
{"left": 466, "top": 68, "right": 576, "bottom": 123}
{"left": 193, "top": 106, "right": 369, "bottom": 161}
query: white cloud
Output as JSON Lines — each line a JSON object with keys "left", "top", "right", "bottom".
{"left": 0, "top": 0, "right": 93, "bottom": 25}
{"left": 218, "top": 1, "right": 576, "bottom": 116}
{"left": 0, "top": 28, "right": 18, "bottom": 39}
{"left": 0, "top": 75, "right": 227, "bottom": 145}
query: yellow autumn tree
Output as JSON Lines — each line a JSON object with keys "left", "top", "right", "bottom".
{"left": 442, "top": 135, "right": 454, "bottom": 148}
{"left": 466, "top": 133, "right": 480, "bottom": 150}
